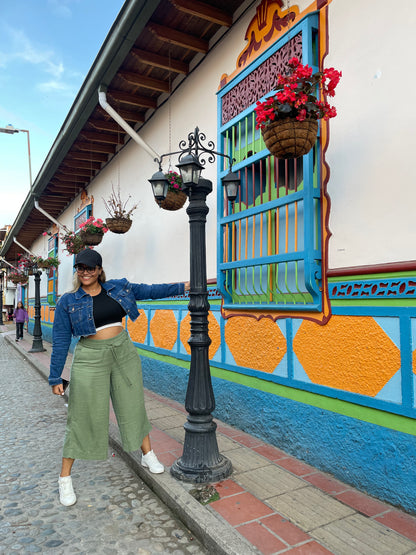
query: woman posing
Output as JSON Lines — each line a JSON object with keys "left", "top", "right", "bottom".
{"left": 49, "top": 249, "right": 189, "bottom": 506}
{"left": 13, "top": 301, "right": 29, "bottom": 342}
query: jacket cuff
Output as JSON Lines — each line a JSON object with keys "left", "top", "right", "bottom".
{"left": 48, "top": 377, "right": 63, "bottom": 386}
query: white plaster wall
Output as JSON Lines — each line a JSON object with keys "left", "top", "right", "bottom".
{"left": 326, "top": 0, "right": 416, "bottom": 268}
{"left": 35, "top": 0, "right": 416, "bottom": 291}
{"left": 37, "top": 5, "right": 255, "bottom": 293}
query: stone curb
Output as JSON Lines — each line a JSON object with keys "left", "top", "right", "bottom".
{"left": 4, "top": 333, "right": 258, "bottom": 555}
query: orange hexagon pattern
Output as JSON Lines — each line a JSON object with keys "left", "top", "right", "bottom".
{"left": 180, "top": 311, "right": 221, "bottom": 359}
{"left": 127, "top": 310, "right": 148, "bottom": 344}
{"left": 150, "top": 310, "right": 178, "bottom": 351}
{"left": 224, "top": 316, "right": 287, "bottom": 373}
{"left": 293, "top": 316, "right": 401, "bottom": 396}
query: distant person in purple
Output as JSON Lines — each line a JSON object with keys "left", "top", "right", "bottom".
{"left": 13, "top": 301, "right": 29, "bottom": 342}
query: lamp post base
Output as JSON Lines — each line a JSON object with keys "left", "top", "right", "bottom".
{"left": 29, "top": 339, "right": 46, "bottom": 353}
{"left": 170, "top": 416, "right": 232, "bottom": 483}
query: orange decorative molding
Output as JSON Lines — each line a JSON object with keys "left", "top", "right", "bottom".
{"left": 127, "top": 310, "right": 148, "bottom": 344}
{"left": 224, "top": 316, "right": 287, "bottom": 373}
{"left": 219, "top": 0, "right": 322, "bottom": 89}
{"left": 293, "top": 316, "right": 401, "bottom": 395}
{"left": 180, "top": 311, "right": 221, "bottom": 359}
{"left": 77, "top": 190, "right": 94, "bottom": 213}
{"left": 150, "top": 310, "right": 178, "bottom": 351}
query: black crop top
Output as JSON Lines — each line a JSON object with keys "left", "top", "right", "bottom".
{"left": 92, "top": 288, "right": 126, "bottom": 328}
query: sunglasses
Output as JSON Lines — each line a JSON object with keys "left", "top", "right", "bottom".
{"left": 75, "top": 265, "right": 97, "bottom": 274}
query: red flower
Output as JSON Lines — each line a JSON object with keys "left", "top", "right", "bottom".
{"left": 255, "top": 59, "right": 341, "bottom": 129}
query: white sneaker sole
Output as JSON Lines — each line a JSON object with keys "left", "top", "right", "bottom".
{"left": 141, "top": 461, "right": 164, "bottom": 474}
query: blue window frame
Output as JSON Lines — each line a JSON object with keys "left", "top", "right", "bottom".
{"left": 47, "top": 234, "right": 58, "bottom": 305}
{"left": 217, "top": 13, "right": 322, "bottom": 312}
{"left": 72, "top": 204, "right": 92, "bottom": 267}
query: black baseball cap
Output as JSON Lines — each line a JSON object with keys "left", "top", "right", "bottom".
{"left": 74, "top": 249, "right": 102, "bottom": 268}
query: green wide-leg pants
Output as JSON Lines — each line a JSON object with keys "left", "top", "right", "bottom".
{"left": 63, "top": 330, "right": 151, "bottom": 460}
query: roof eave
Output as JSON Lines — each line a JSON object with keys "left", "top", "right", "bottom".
{"left": 1, "top": 0, "right": 161, "bottom": 258}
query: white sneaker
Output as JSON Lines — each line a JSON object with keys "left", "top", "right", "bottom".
{"left": 141, "top": 450, "right": 164, "bottom": 474}
{"left": 58, "top": 475, "right": 76, "bottom": 506}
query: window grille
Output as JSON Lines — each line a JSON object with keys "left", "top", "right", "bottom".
{"left": 217, "top": 14, "right": 322, "bottom": 311}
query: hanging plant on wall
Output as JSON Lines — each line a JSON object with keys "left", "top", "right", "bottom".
{"left": 8, "top": 271, "right": 28, "bottom": 284}
{"left": 17, "top": 254, "right": 42, "bottom": 275}
{"left": 38, "top": 255, "right": 60, "bottom": 269}
{"left": 158, "top": 171, "right": 187, "bottom": 211}
{"left": 60, "top": 231, "right": 86, "bottom": 255}
{"left": 255, "top": 57, "right": 342, "bottom": 159}
{"left": 103, "top": 185, "right": 138, "bottom": 234}
{"left": 78, "top": 217, "right": 108, "bottom": 246}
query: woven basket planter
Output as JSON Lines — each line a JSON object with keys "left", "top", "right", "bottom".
{"left": 105, "top": 217, "right": 132, "bottom": 234}
{"left": 262, "top": 118, "right": 318, "bottom": 159}
{"left": 80, "top": 231, "right": 103, "bottom": 246}
{"left": 157, "top": 190, "right": 187, "bottom": 211}
{"left": 10, "top": 277, "right": 28, "bottom": 285}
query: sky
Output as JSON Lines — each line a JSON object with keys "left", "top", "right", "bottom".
{"left": 0, "top": 0, "right": 126, "bottom": 228}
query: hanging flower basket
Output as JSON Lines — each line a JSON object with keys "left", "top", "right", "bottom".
{"left": 156, "top": 172, "right": 187, "bottom": 211}
{"left": 9, "top": 274, "right": 28, "bottom": 285}
{"left": 255, "top": 57, "right": 341, "bottom": 159}
{"left": 157, "top": 190, "right": 187, "bottom": 211}
{"left": 61, "top": 231, "right": 86, "bottom": 255}
{"left": 38, "top": 256, "right": 60, "bottom": 270}
{"left": 80, "top": 231, "right": 104, "bottom": 246}
{"left": 78, "top": 217, "right": 108, "bottom": 246}
{"left": 105, "top": 217, "right": 132, "bottom": 234}
{"left": 261, "top": 118, "right": 318, "bottom": 159}
{"left": 103, "top": 185, "right": 138, "bottom": 233}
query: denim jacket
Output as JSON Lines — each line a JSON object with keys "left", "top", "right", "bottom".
{"left": 49, "top": 279, "right": 184, "bottom": 386}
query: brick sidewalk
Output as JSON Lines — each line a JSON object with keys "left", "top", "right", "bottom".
{"left": 3, "top": 326, "right": 416, "bottom": 555}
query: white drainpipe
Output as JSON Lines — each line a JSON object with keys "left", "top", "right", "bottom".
{"left": 34, "top": 201, "right": 70, "bottom": 234}
{"left": 0, "top": 257, "right": 19, "bottom": 271}
{"left": 13, "top": 238, "right": 37, "bottom": 257}
{"left": 98, "top": 86, "right": 160, "bottom": 162}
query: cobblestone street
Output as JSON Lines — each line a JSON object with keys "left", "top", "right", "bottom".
{"left": 0, "top": 334, "right": 207, "bottom": 554}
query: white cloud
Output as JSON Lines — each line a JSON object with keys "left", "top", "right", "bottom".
{"left": 0, "top": 26, "right": 77, "bottom": 96}
{"left": 37, "top": 79, "right": 72, "bottom": 93}
{"left": 48, "top": 0, "right": 77, "bottom": 19}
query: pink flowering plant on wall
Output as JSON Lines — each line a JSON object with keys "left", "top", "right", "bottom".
{"left": 164, "top": 171, "right": 183, "bottom": 193}
{"left": 255, "top": 57, "right": 342, "bottom": 129}
{"left": 60, "top": 231, "right": 86, "bottom": 255}
{"left": 79, "top": 216, "right": 109, "bottom": 235}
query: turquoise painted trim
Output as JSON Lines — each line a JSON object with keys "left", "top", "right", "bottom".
{"left": 139, "top": 352, "right": 416, "bottom": 513}
{"left": 286, "top": 319, "right": 294, "bottom": 380}
{"left": 217, "top": 13, "right": 322, "bottom": 314}
{"left": 328, "top": 270, "right": 416, "bottom": 281}
{"left": 135, "top": 339, "right": 416, "bottom": 420}
{"left": 329, "top": 277, "right": 416, "bottom": 300}
{"left": 332, "top": 306, "right": 416, "bottom": 316}
{"left": 401, "top": 316, "right": 414, "bottom": 409}
{"left": 35, "top": 288, "right": 416, "bottom": 421}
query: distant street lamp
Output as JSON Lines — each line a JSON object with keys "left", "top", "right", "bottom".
{"left": 27, "top": 264, "right": 46, "bottom": 353}
{"left": 149, "top": 127, "right": 240, "bottom": 483}
{"left": 0, "top": 124, "right": 33, "bottom": 188}
{"left": 0, "top": 268, "right": 5, "bottom": 326}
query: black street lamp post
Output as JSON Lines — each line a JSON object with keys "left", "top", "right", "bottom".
{"left": 149, "top": 128, "right": 240, "bottom": 483}
{"left": 29, "top": 267, "right": 46, "bottom": 353}
{"left": 0, "top": 270, "right": 4, "bottom": 326}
